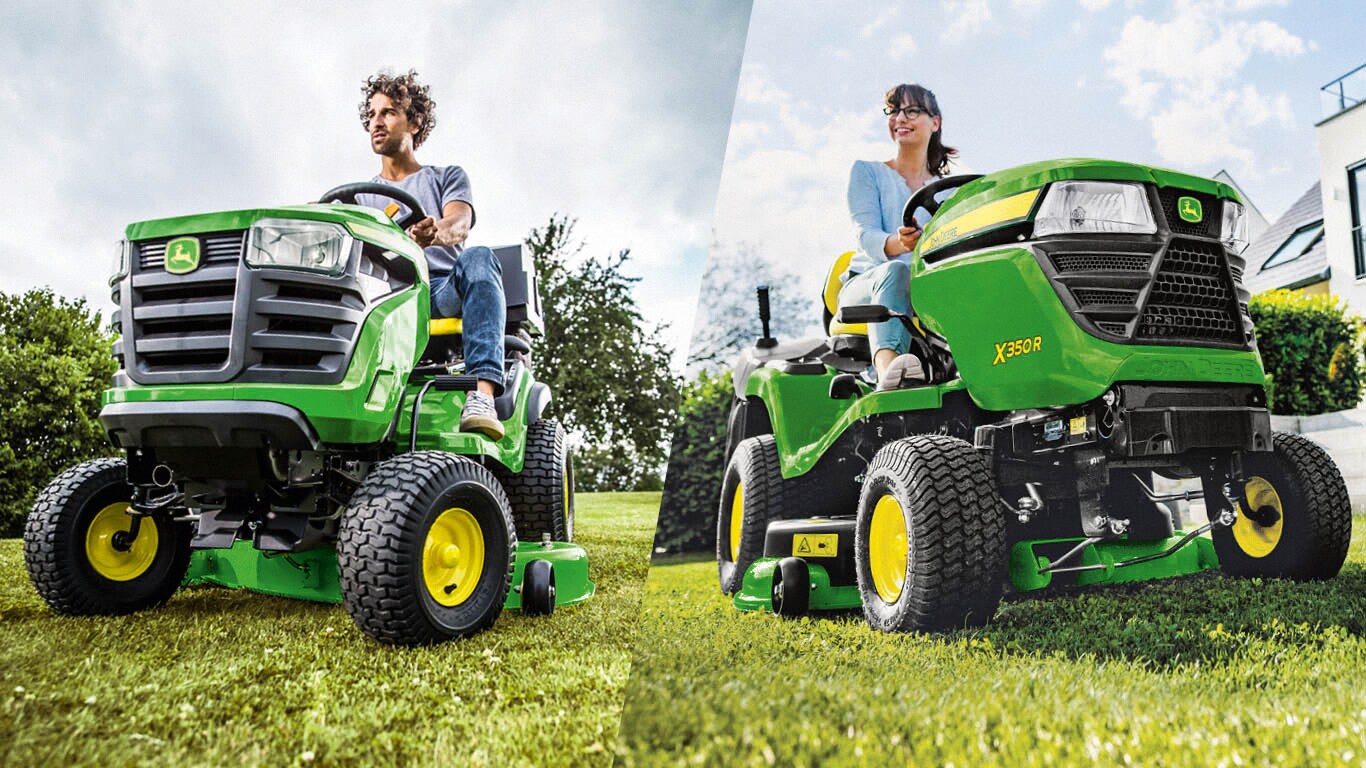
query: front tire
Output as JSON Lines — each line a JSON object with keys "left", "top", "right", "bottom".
{"left": 717, "top": 435, "right": 784, "bottom": 594}
{"left": 854, "top": 435, "right": 1005, "bottom": 632}
{"left": 1209, "top": 432, "right": 1351, "bottom": 579}
{"left": 24, "top": 458, "right": 191, "bottom": 615}
{"left": 338, "top": 452, "right": 516, "bottom": 645}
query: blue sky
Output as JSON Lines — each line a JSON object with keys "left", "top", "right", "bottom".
{"left": 0, "top": 0, "right": 749, "bottom": 368}
{"left": 698, "top": 0, "right": 1366, "bottom": 343}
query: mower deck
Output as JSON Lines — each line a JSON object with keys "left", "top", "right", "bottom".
{"left": 184, "top": 542, "right": 594, "bottom": 610}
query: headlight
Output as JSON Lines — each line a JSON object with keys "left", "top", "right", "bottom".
{"left": 109, "top": 239, "right": 129, "bottom": 286}
{"left": 246, "top": 219, "right": 353, "bottom": 275}
{"left": 1033, "top": 181, "right": 1156, "bottom": 237}
{"left": 1221, "top": 200, "right": 1249, "bottom": 254}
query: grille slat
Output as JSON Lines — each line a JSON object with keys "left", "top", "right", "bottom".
{"left": 136, "top": 231, "right": 246, "bottom": 270}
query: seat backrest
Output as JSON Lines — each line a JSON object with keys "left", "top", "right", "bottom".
{"left": 822, "top": 251, "right": 867, "bottom": 337}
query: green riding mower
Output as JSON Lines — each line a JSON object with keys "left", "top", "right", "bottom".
{"left": 719, "top": 159, "right": 1352, "bottom": 632}
{"left": 24, "top": 182, "right": 591, "bottom": 645}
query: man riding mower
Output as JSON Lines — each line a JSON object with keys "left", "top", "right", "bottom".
{"left": 718, "top": 158, "right": 1351, "bottom": 632}
{"left": 24, "top": 183, "right": 590, "bottom": 646}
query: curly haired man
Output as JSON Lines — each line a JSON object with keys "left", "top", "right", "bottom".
{"left": 354, "top": 69, "right": 506, "bottom": 440}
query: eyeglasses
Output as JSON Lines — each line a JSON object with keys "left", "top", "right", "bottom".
{"left": 883, "top": 105, "right": 932, "bottom": 119}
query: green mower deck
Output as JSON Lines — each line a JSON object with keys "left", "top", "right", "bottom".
{"left": 185, "top": 542, "right": 594, "bottom": 610}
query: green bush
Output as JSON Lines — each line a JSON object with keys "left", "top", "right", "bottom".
{"left": 653, "top": 368, "right": 733, "bottom": 555}
{"left": 1248, "top": 289, "right": 1364, "bottom": 415}
{"left": 0, "top": 289, "right": 117, "bottom": 537}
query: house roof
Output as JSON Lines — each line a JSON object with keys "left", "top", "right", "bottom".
{"left": 1242, "top": 181, "right": 1328, "bottom": 294}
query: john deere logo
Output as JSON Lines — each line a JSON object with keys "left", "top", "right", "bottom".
{"left": 1178, "top": 196, "right": 1203, "bottom": 223}
{"left": 165, "top": 237, "right": 201, "bottom": 274}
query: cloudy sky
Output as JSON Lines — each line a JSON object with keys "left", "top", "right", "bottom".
{"left": 0, "top": 0, "right": 750, "bottom": 367}
{"left": 701, "top": 0, "right": 1366, "bottom": 343}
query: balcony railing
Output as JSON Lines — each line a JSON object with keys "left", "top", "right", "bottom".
{"left": 1322, "top": 63, "right": 1366, "bottom": 119}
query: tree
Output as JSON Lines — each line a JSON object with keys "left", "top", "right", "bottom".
{"left": 686, "top": 241, "right": 814, "bottom": 371}
{"left": 654, "top": 368, "right": 733, "bottom": 554}
{"left": 0, "top": 289, "right": 118, "bottom": 536}
{"left": 527, "top": 216, "right": 681, "bottom": 491}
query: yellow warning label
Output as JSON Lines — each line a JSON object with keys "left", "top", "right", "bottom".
{"left": 793, "top": 533, "right": 838, "bottom": 558}
{"left": 1069, "top": 416, "right": 1087, "bottom": 436}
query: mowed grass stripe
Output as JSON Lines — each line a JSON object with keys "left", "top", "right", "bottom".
{"left": 0, "top": 491, "right": 659, "bottom": 768}
{"left": 617, "top": 520, "right": 1366, "bottom": 767}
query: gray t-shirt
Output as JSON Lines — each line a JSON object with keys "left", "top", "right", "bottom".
{"left": 355, "top": 165, "right": 475, "bottom": 277}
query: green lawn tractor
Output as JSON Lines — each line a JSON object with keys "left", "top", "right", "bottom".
{"left": 24, "top": 182, "right": 591, "bottom": 645}
{"left": 719, "top": 159, "right": 1352, "bottom": 632}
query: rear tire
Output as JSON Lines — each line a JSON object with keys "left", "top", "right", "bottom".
{"left": 1209, "top": 432, "right": 1351, "bottom": 579}
{"left": 717, "top": 435, "right": 783, "bottom": 594}
{"left": 338, "top": 452, "right": 516, "bottom": 645}
{"left": 24, "top": 458, "right": 191, "bottom": 615}
{"left": 854, "top": 435, "right": 1005, "bottom": 632}
{"left": 502, "top": 419, "right": 572, "bottom": 542}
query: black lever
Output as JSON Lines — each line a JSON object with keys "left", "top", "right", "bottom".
{"left": 756, "top": 284, "right": 777, "bottom": 349}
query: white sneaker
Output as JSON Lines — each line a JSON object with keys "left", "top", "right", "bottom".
{"left": 876, "top": 354, "right": 927, "bottom": 391}
{"left": 459, "top": 391, "right": 505, "bottom": 440}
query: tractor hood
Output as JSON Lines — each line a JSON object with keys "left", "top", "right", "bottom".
{"left": 124, "top": 204, "right": 419, "bottom": 260}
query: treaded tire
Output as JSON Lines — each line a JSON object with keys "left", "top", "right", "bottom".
{"left": 501, "top": 419, "right": 572, "bottom": 542}
{"left": 1209, "top": 432, "right": 1352, "bottom": 580}
{"left": 717, "top": 435, "right": 784, "bottom": 594}
{"left": 338, "top": 451, "right": 516, "bottom": 645}
{"left": 854, "top": 435, "right": 1005, "bottom": 632}
{"left": 24, "top": 458, "right": 191, "bottom": 615}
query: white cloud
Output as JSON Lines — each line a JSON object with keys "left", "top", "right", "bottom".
{"left": 1101, "top": 3, "right": 1306, "bottom": 175}
{"left": 861, "top": 8, "right": 901, "bottom": 37}
{"left": 1080, "top": 0, "right": 1112, "bottom": 10}
{"left": 891, "top": 33, "right": 919, "bottom": 58}
{"left": 942, "top": 0, "right": 993, "bottom": 42}
{"left": 0, "top": 0, "right": 747, "bottom": 371}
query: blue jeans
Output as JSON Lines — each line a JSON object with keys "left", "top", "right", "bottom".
{"left": 837, "top": 260, "right": 911, "bottom": 355}
{"left": 430, "top": 245, "right": 505, "bottom": 394}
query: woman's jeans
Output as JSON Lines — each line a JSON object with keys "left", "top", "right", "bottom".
{"left": 429, "top": 245, "right": 506, "bottom": 392}
{"left": 836, "top": 259, "right": 911, "bottom": 355}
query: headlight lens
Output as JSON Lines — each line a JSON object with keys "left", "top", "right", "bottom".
{"left": 109, "top": 239, "right": 129, "bottom": 286}
{"left": 246, "top": 219, "right": 352, "bottom": 275}
{"left": 1033, "top": 181, "right": 1156, "bottom": 237}
{"left": 1221, "top": 200, "right": 1249, "bottom": 254}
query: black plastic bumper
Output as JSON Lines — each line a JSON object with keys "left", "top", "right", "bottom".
{"left": 100, "top": 400, "right": 320, "bottom": 450}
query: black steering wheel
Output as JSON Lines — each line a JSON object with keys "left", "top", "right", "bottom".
{"left": 317, "top": 182, "right": 427, "bottom": 229}
{"left": 901, "top": 173, "right": 984, "bottom": 229}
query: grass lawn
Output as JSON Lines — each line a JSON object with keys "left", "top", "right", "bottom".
{"left": 617, "top": 520, "right": 1366, "bottom": 767}
{"left": 0, "top": 491, "right": 658, "bottom": 768}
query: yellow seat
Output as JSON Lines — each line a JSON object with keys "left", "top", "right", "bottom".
{"left": 429, "top": 317, "right": 464, "bottom": 336}
{"left": 823, "top": 251, "right": 868, "bottom": 337}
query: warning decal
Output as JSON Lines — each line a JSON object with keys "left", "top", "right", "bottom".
{"left": 792, "top": 533, "right": 838, "bottom": 558}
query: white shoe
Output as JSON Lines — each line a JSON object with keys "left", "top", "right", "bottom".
{"left": 876, "top": 354, "right": 927, "bottom": 391}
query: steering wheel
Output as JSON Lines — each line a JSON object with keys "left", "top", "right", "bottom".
{"left": 901, "top": 173, "right": 984, "bottom": 229}
{"left": 317, "top": 182, "right": 427, "bottom": 229}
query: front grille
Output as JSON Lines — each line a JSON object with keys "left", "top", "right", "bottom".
{"left": 1050, "top": 252, "right": 1153, "bottom": 273}
{"left": 137, "top": 231, "right": 245, "bottom": 270}
{"left": 1136, "top": 238, "right": 1242, "bottom": 343}
{"left": 119, "top": 229, "right": 370, "bottom": 385}
{"left": 1157, "top": 188, "right": 1220, "bottom": 238}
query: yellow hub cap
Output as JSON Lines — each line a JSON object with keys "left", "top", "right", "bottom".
{"left": 729, "top": 482, "right": 744, "bottom": 561}
{"left": 1233, "top": 475, "right": 1283, "bottom": 558}
{"left": 869, "top": 495, "right": 909, "bottom": 604}
{"left": 423, "top": 507, "right": 485, "bottom": 606}
{"left": 84, "top": 502, "right": 158, "bottom": 581}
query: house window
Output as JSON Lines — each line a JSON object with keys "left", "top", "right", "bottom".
{"left": 1352, "top": 160, "right": 1366, "bottom": 278}
{"left": 1260, "top": 221, "right": 1324, "bottom": 271}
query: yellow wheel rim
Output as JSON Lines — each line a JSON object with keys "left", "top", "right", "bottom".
{"left": 84, "top": 502, "right": 158, "bottom": 582}
{"left": 423, "top": 507, "right": 485, "bottom": 607}
{"left": 728, "top": 482, "right": 744, "bottom": 561}
{"left": 869, "top": 495, "right": 908, "bottom": 604}
{"left": 1233, "top": 475, "right": 1283, "bottom": 558}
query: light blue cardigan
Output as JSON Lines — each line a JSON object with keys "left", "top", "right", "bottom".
{"left": 846, "top": 159, "right": 934, "bottom": 276}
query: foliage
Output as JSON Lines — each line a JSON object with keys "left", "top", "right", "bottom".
{"left": 686, "top": 241, "right": 812, "bottom": 371}
{"left": 0, "top": 492, "right": 658, "bottom": 767}
{"left": 0, "top": 289, "right": 117, "bottom": 537}
{"left": 654, "top": 369, "right": 733, "bottom": 554}
{"left": 1248, "top": 289, "right": 1364, "bottom": 415}
{"left": 619, "top": 543, "right": 1366, "bottom": 766}
{"left": 527, "top": 216, "right": 681, "bottom": 491}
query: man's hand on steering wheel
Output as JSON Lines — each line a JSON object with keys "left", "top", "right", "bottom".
{"left": 407, "top": 216, "right": 437, "bottom": 247}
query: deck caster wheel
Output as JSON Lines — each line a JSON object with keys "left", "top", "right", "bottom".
{"left": 771, "top": 557, "right": 810, "bottom": 618}
{"left": 523, "top": 559, "right": 556, "bottom": 616}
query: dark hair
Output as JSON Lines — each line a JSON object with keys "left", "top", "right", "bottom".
{"left": 358, "top": 69, "right": 437, "bottom": 149}
{"left": 884, "top": 83, "right": 957, "bottom": 177}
